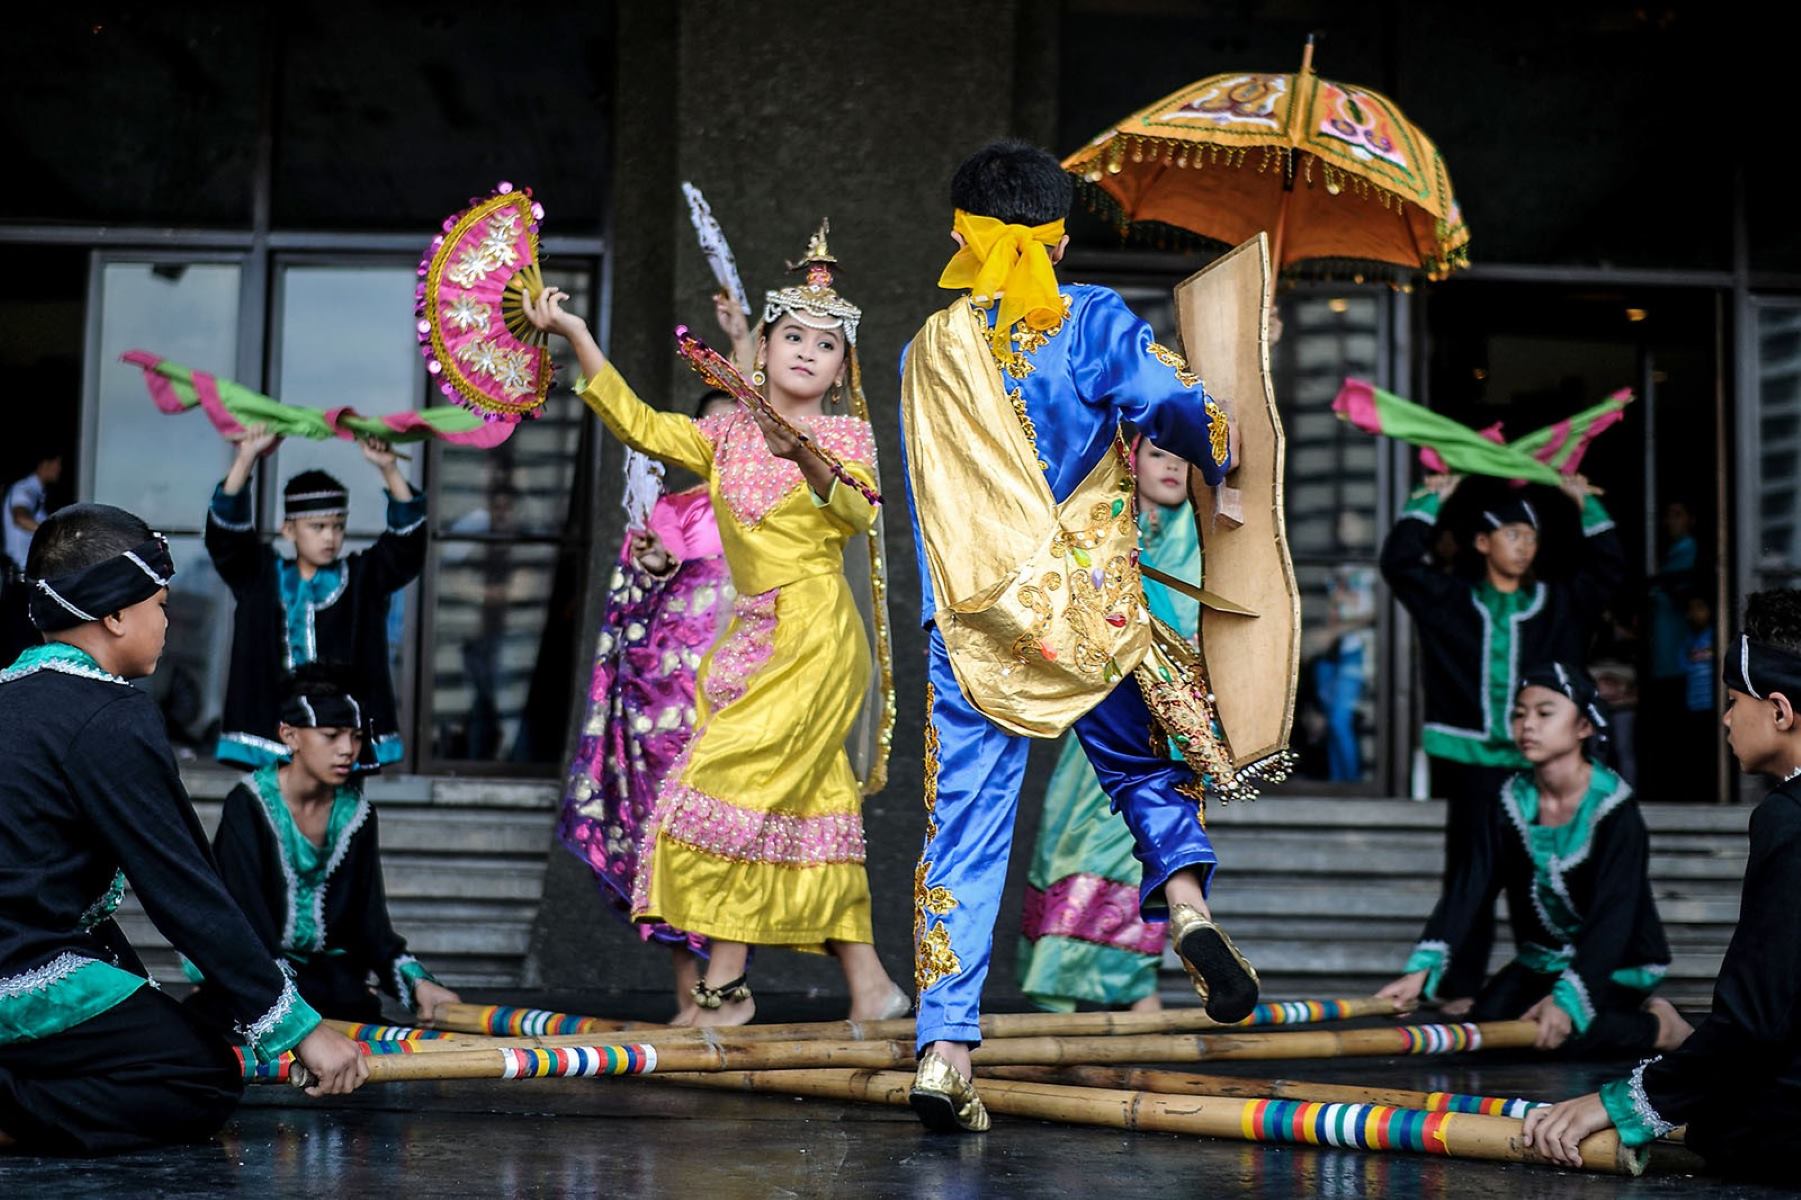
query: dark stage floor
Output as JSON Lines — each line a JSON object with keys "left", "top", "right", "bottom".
{"left": 1, "top": 993, "right": 1789, "bottom": 1199}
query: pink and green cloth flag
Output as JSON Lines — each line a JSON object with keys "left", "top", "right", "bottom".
{"left": 122, "top": 350, "right": 515, "bottom": 449}
{"left": 1333, "top": 378, "right": 1631, "bottom": 485}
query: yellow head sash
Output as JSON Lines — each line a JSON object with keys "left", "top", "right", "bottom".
{"left": 937, "top": 211, "right": 1066, "bottom": 355}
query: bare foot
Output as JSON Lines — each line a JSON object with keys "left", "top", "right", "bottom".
{"left": 849, "top": 981, "right": 909, "bottom": 1021}
{"left": 1438, "top": 996, "right": 1474, "bottom": 1018}
{"left": 670, "top": 1004, "right": 701, "bottom": 1026}
{"left": 1129, "top": 994, "right": 1164, "bottom": 1013}
{"left": 1645, "top": 997, "right": 1694, "bottom": 1052}
{"left": 927, "top": 1038, "right": 973, "bottom": 1080}
{"left": 691, "top": 996, "right": 756, "bottom": 1027}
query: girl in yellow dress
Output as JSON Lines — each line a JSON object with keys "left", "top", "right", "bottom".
{"left": 523, "top": 225, "right": 904, "bottom": 1026}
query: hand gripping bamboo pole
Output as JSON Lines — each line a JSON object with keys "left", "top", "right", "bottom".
{"left": 284, "top": 1020, "right": 1538, "bottom": 1085}
{"left": 663, "top": 1069, "right": 1645, "bottom": 1176}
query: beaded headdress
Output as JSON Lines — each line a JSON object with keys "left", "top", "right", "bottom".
{"left": 762, "top": 220, "right": 862, "bottom": 346}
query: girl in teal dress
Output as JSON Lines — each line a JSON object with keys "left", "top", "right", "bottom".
{"left": 1017, "top": 437, "right": 1200, "bottom": 1011}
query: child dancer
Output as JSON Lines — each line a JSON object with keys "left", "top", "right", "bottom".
{"left": 525, "top": 225, "right": 905, "bottom": 1027}
{"left": 0, "top": 505, "right": 364, "bottom": 1155}
{"left": 1524, "top": 591, "right": 1801, "bottom": 1183}
{"left": 191, "top": 665, "right": 459, "bottom": 1025}
{"left": 899, "top": 140, "right": 1249, "bottom": 1133}
{"left": 208, "top": 433, "right": 426, "bottom": 769}
{"left": 1378, "top": 663, "right": 1687, "bottom": 1057}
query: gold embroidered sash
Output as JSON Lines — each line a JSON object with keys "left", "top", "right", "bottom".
{"left": 902, "top": 299, "right": 1150, "bottom": 737}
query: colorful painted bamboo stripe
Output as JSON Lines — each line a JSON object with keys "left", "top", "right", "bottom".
{"left": 340, "top": 1022, "right": 453, "bottom": 1042}
{"left": 473, "top": 1005, "right": 614, "bottom": 1037}
{"left": 1393, "top": 1022, "right": 1481, "bottom": 1054}
{"left": 1423, "top": 1090, "right": 1543, "bottom": 1118}
{"left": 1240, "top": 1098, "right": 1454, "bottom": 1155}
{"left": 496, "top": 1044, "right": 659, "bottom": 1080}
{"left": 236, "top": 1039, "right": 417, "bottom": 1081}
{"left": 1241, "top": 999, "right": 1355, "bottom": 1026}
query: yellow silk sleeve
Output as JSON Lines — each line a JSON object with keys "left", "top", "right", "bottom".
{"left": 579, "top": 361, "right": 713, "bottom": 477}
{"left": 806, "top": 462, "right": 879, "bottom": 535}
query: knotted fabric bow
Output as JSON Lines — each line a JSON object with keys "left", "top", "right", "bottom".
{"left": 938, "top": 211, "right": 1066, "bottom": 356}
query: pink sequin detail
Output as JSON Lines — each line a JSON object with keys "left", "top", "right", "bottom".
{"left": 1020, "top": 874, "right": 1167, "bottom": 956}
{"left": 658, "top": 787, "right": 867, "bottom": 865}
{"left": 701, "top": 588, "right": 780, "bottom": 711}
{"left": 704, "top": 412, "right": 876, "bottom": 527}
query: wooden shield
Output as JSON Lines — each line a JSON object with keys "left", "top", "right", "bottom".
{"left": 1174, "top": 234, "right": 1300, "bottom": 769}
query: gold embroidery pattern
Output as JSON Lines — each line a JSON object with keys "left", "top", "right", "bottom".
{"left": 921, "top": 682, "right": 942, "bottom": 837}
{"left": 1205, "top": 397, "right": 1230, "bottom": 467}
{"left": 915, "top": 918, "right": 962, "bottom": 994}
{"left": 987, "top": 295, "right": 1072, "bottom": 381}
{"left": 1147, "top": 341, "right": 1200, "bottom": 388}
{"left": 913, "top": 683, "right": 962, "bottom": 993}
{"left": 1010, "top": 571, "right": 1063, "bottom": 665}
{"left": 1007, "top": 387, "right": 1050, "bottom": 472}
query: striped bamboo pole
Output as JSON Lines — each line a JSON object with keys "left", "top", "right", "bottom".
{"left": 425, "top": 996, "right": 1403, "bottom": 1045}
{"left": 325, "top": 1020, "right": 464, "bottom": 1042}
{"left": 983, "top": 1064, "right": 1544, "bottom": 1117}
{"left": 280, "top": 1021, "right": 1536, "bottom": 1087}
{"left": 428, "top": 1003, "right": 628, "bottom": 1037}
{"left": 663, "top": 1069, "right": 1644, "bottom": 1176}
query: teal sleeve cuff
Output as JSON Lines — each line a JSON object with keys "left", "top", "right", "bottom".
{"left": 240, "top": 977, "right": 323, "bottom": 1063}
{"left": 1400, "top": 489, "right": 1443, "bottom": 522}
{"left": 1552, "top": 971, "right": 1596, "bottom": 1034}
{"left": 1403, "top": 941, "right": 1449, "bottom": 1001}
{"left": 1599, "top": 1067, "right": 1673, "bottom": 1148}
{"left": 385, "top": 489, "right": 427, "bottom": 533}
{"left": 391, "top": 955, "right": 435, "bottom": 1010}
{"left": 1580, "top": 494, "right": 1614, "bottom": 535}
{"left": 210, "top": 482, "right": 254, "bottom": 529}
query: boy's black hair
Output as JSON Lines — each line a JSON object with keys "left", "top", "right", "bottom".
{"left": 26, "top": 503, "right": 151, "bottom": 579}
{"left": 950, "top": 140, "right": 1073, "bottom": 227}
{"left": 284, "top": 469, "right": 347, "bottom": 499}
{"left": 693, "top": 388, "right": 733, "bottom": 417}
{"left": 282, "top": 660, "right": 359, "bottom": 706}
{"left": 1744, "top": 589, "right": 1801, "bottom": 656}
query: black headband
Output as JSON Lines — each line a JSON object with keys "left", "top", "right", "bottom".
{"left": 1517, "top": 661, "right": 1612, "bottom": 755}
{"left": 279, "top": 688, "right": 379, "bottom": 772}
{"left": 28, "top": 534, "right": 176, "bottom": 632}
{"left": 284, "top": 487, "right": 350, "bottom": 519}
{"left": 1481, "top": 496, "right": 1539, "bottom": 531}
{"left": 1723, "top": 633, "right": 1801, "bottom": 702}
{"left": 279, "top": 690, "right": 365, "bottom": 730}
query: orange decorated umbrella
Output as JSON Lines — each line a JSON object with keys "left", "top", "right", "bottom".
{"left": 1062, "top": 38, "right": 1469, "bottom": 281}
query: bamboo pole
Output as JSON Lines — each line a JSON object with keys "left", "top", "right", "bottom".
{"left": 983, "top": 1064, "right": 1543, "bottom": 1117}
{"left": 324, "top": 1019, "right": 466, "bottom": 1042}
{"left": 425, "top": 996, "right": 1403, "bottom": 1044}
{"left": 663, "top": 1068, "right": 1644, "bottom": 1176}
{"left": 428, "top": 1003, "right": 629, "bottom": 1037}
{"left": 349, "top": 1018, "right": 1525, "bottom": 1061}
{"left": 282, "top": 1020, "right": 1538, "bottom": 1086}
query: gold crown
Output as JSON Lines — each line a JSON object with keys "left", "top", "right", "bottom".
{"left": 764, "top": 219, "right": 861, "bottom": 344}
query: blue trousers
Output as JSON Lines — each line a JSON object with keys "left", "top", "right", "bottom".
{"left": 914, "top": 625, "right": 1217, "bottom": 1050}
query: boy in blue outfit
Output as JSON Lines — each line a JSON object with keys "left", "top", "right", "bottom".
{"left": 898, "top": 140, "right": 1251, "bottom": 1132}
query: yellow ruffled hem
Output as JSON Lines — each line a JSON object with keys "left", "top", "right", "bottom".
{"left": 637, "top": 837, "right": 874, "bottom": 952}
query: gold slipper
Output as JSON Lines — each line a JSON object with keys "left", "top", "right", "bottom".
{"left": 909, "top": 1050, "right": 991, "bottom": 1133}
{"left": 1168, "top": 903, "right": 1260, "bottom": 1024}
